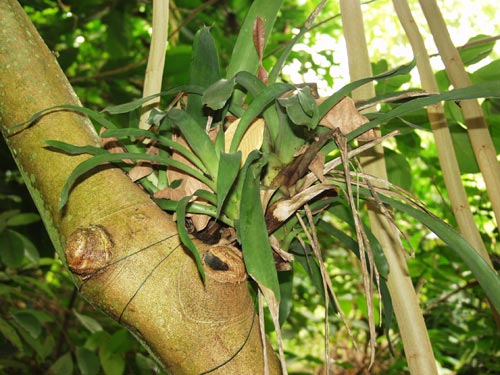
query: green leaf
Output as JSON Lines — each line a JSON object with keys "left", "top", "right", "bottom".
{"left": 278, "top": 270, "right": 293, "bottom": 326}
{"left": 460, "top": 35, "right": 495, "bottom": 66}
{"left": 11, "top": 311, "right": 42, "bottom": 339}
{"left": 384, "top": 148, "right": 412, "bottom": 191}
{"left": 202, "top": 78, "right": 236, "bottom": 110}
{"left": 0, "top": 229, "right": 25, "bottom": 268}
{"left": 50, "top": 353, "right": 74, "bottom": 375}
{"left": 268, "top": 0, "right": 326, "bottom": 84}
{"left": 46, "top": 145, "right": 213, "bottom": 209}
{"left": 349, "top": 80, "right": 500, "bottom": 140}
{"left": 0, "top": 316, "right": 23, "bottom": 351}
{"left": 76, "top": 347, "right": 100, "bottom": 375}
{"left": 8, "top": 104, "right": 118, "bottom": 136}
{"left": 347, "top": 184, "right": 500, "bottom": 313}
{"left": 238, "top": 156, "right": 280, "bottom": 301}
{"left": 73, "top": 310, "right": 103, "bottom": 334}
{"left": 0, "top": 209, "right": 20, "bottom": 233}
{"left": 45, "top": 140, "right": 107, "bottom": 156}
{"left": 107, "top": 329, "right": 136, "bottom": 353}
{"left": 100, "top": 128, "right": 157, "bottom": 140}
{"left": 100, "top": 339, "right": 125, "bottom": 375}
{"left": 101, "top": 85, "right": 204, "bottom": 115}
{"left": 176, "top": 195, "right": 206, "bottom": 281}
{"left": 157, "top": 134, "right": 209, "bottom": 175}
{"left": 223, "top": 150, "right": 263, "bottom": 222}
{"left": 229, "top": 82, "right": 294, "bottom": 153}
{"left": 15, "top": 232, "right": 39, "bottom": 264}
{"left": 298, "top": 86, "right": 317, "bottom": 117}
{"left": 318, "top": 59, "right": 417, "bottom": 119}
{"left": 278, "top": 86, "right": 319, "bottom": 129}
{"left": 226, "top": 0, "right": 284, "bottom": 106}
{"left": 6, "top": 213, "right": 40, "bottom": 227}
{"left": 166, "top": 108, "right": 219, "bottom": 179}
{"left": 188, "top": 27, "right": 222, "bottom": 125}
{"left": 216, "top": 152, "right": 242, "bottom": 218}
{"left": 449, "top": 123, "right": 480, "bottom": 173}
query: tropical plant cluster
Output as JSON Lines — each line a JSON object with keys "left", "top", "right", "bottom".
{"left": 1, "top": 1, "right": 499, "bottom": 374}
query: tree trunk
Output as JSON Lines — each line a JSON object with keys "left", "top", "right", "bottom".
{"left": 0, "top": 1, "right": 281, "bottom": 374}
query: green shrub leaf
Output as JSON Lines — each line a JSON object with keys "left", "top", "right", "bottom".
{"left": 76, "top": 347, "right": 100, "bottom": 375}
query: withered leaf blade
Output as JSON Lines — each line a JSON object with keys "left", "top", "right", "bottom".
{"left": 318, "top": 96, "right": 376, "bottom": 141}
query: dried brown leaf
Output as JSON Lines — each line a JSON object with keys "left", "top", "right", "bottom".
{"left": 99, "top": 127, "right": 133, "bottom": 164}
{"left": 128, "top": 144, "right": 159, "bottom": 182}
{"left": 224, "top": 118, "right": 265, "bottom": 165}
{"left": 253, "top": 17, "right": 265, "bottom": 61}
{"left": 318, "top": 96, "right": 376, "bottom": 141}
{"left": 308, "top": 152, "right": 325, "bottom": 182}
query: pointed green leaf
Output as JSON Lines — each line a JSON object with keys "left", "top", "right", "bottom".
{"left": 318, "top": 59, "right": 417, "bottom": 119}
{"left": 11, "top": 311, "right": 42, "bottom": 339}
{"left": 298, "top": 86, "right": 318, "bottom": 117}
{"left": 9, "top": 104, "right": 118, "bottom": 136}
{"left": 216, "top": 152, "right": 242, "bottom": 218}
{"left": 278, "top": 87, "right": 319, "bottom": 129}
{"left": 226, "top": 0, "right": 284, "bottom": 106}
{"left": 202, "top": 78, "right": 236, "bottom": 111}
{"left": 188, "top": 27, "right": 222, "bottom": 125}
{"left": 45, "top": 140, "right": 107, "bottom": 156}
{"left": 6, "top": 212, "right": 40, "bottom": 227}
{"left": 176, "top": 195, "right": 206, "bottom": 281}
{"left": 101, "top": 85, "right": 204, "bottom": 115}
{"left": 229, "top": 82, "right": 294, "bottom": 153}
{"left": 167, "top": 109, "right": 219, "bottom": 178}
{"left": 239, "top": 157, "right": 280, "bottom": 301}
{"left": 336, "top": 182, "right": 500, "bottom": 313}
{"left": 74, "top": 310, "right": 103, "bottom": 334}
{"left": 48, "top": 147, "right": 213, "bottom": 209}
{"left": 0, "top": 229, "right": 25, "bottom": 268}
{"left": 0, "top": 316, "right": 23, "bottom": 351}
{"left": 50, "top": 353, "right": 74, "bottom": 375}
{"left": 76, "top": 347, "right": 100, "bottom": 375}
{"left": 460, "top": 35, "right": 495, "bottom": 66}
{"left": 348, "top": 80, "right": 500, "bottom": 140}
{"left": 100, "top": 128, "right": 157, "bottom": 140}
{"left": 99, "top": 338, "right": 125, "bottom": 375}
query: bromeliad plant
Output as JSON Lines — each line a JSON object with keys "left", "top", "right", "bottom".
{"left": 14, "top": 1, "right": 500, "bottom": 373}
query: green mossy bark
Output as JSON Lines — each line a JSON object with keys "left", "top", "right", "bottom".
{"left": 0, "top": 1, "right": 280, "bottom": 373}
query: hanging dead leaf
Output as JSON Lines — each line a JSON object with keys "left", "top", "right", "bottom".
{"left": 308, "top": 152, "right": 325, "bottom": 182}
{"left": 318, "top": 96, "right": 376, "bottom": 141}
{"left": 224, "top": 118, "right": 265, "bottom": 165}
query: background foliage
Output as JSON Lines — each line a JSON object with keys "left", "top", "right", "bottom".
{"left": 1, "top": 0, "right": 499, "bottom": 374}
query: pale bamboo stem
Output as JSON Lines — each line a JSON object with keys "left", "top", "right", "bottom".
{"left": 392, "top": 0, "right": 492, "bottom": 266}
{"left": 418, "top": 0, "right": 500, "bottom": 226}
{"left": 140, "top": 0, "right": 169, "bottom": 130}
{"left": 405, "top": 0, "right": 500, "bottom": 329}
{"left": 339, "top": 1, "right": 438, "bottom": 374}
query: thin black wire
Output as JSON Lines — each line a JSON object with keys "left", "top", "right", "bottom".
{"left": 117, "top": 241, "right": 182, "bottom": 323}
{"left": 77, "top": 232, "right": 257, "bottom": 373}
{"left": 79, "top": 233, "right": 180, "bottom": 322}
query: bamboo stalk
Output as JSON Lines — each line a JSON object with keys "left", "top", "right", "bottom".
{"left": 339, "top": 1, "right": 438, "bottom": 374}
{"left": 392, "top": 0, "right": 500, "bottom": 327}
{"left": 139, "top": 0, "right": 169, "bottom": 130}
{"left": 418, "top": 0, "right": 500, "bottom": 227}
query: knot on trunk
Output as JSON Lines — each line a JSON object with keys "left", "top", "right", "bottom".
{"left": 203, "top": 245, "right": 246, "bottom": 283}
{"left": 65, "top": 225, "right": 113, "bottom": 279}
